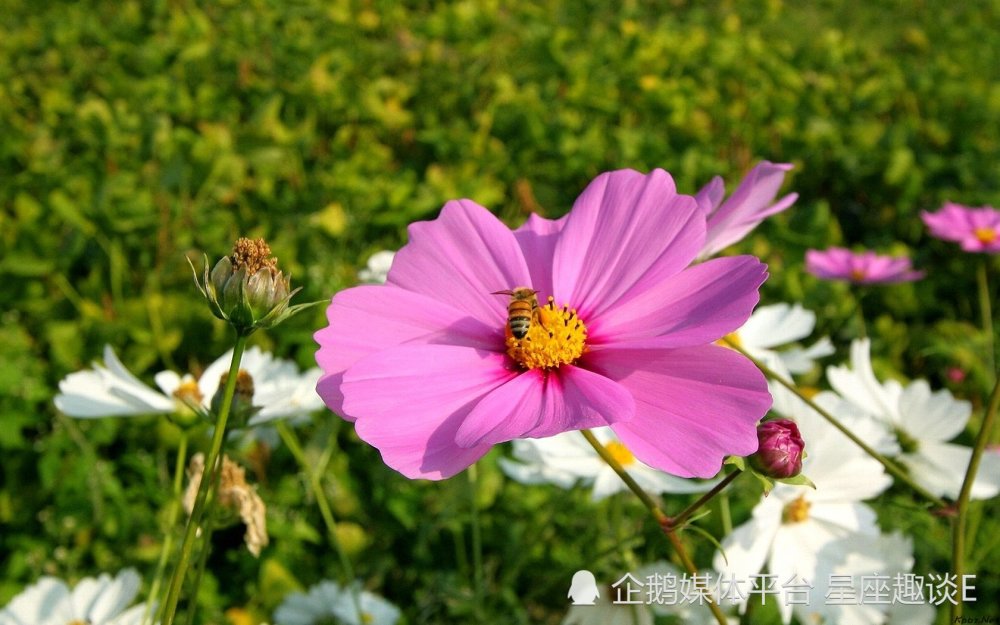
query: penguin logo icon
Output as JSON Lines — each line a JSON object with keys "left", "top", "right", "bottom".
{"left": 567, "top": 570, "right": 600, "bottom": 605}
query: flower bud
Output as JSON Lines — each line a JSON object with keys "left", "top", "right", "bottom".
{"left": 189, "top": 237, "right": 306, "bottom": 335}
{"left": 750, "top": 419, "right": 804, "bottom": 479}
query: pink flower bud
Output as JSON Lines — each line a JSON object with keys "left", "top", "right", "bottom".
{"left": 750, "top": 419, "right": 804, "bottom": 479}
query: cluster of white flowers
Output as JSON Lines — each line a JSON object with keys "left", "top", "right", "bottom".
{"left": 54, "top": 345, "right": 323, "bottom": 428}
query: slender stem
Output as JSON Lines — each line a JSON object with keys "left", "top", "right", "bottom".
{"left": 183, "top": 526, "right": 214, "bottom": 625}
{"left": 978, "top": 259, "right": 995, "bottom": 383}
{"left": 951, "top": 373, "right": 1000, "bottom": 622}
{"left": 144, "top": 434, "right": 188, "bottom": 625}
{"left": 275, "top": 421, "right": 363, "bottom": 620}
{"left": 723, "top": 338, "right": 949, "bottom": 508}
{"left": 666, "top": 470, "right": 742, "bottom": 531}
{"left": 579, "top": 430, "right": 667, "bottom": 523}
{"left": 160, "top": 334, "right": 248, "bottom": 625}
{"left": 854, "top": 290, "right": 868, "bottom": 339}
{"left": 579, "top": 430, "right": 728, "bottom": 625}
{"left": 466, "top": 464, "right": 485, "bottom": 611}
{"left": 719, "top": 492, "right": 733, "bottom": 537}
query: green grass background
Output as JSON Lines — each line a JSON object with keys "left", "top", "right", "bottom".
{"left": 1, "top": 0, "right": 998, "bottom": 622}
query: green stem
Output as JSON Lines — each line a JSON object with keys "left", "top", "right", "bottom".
{"left": 978, "top": 259, "right": 995, "bottom": 383}
{"left": 579, "top": 430, "right": 728, "bottom": 625}
{"left": 666, "top": 470, "right": 742, "bottom": 531}
{"left": 183, "top": 525, "right": 214, "bottom": 625}
{"left": 854, "top": 289, "right": 868, "bottom": 339}
{"left": 723, "top": 337, "right": 949, "bottom": 508}
{"left": 160, "top": 334, "right": 248, "bottom": 625}
{"left": 144, "top": 434, "right": 188, "bottom": 625}
{"left": 950, "top": 373, "right": 1000, "bottom": 622}
{"left": 719, "top": 492, "right": 733, "bottom": 537}
{"left": 466, "top": 464, "right": 485, "bottom": 613}
{"left": 275, "top": 421, "right": 363, "bottom": 621}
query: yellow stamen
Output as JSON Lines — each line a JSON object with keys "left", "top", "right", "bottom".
{"left": 974, "top": 227, "right": 997, "bottom": 244}
{"left": 605, "top": 441, "right": 635, "bottom": 467}
{"left": 361, "top": 612, "right": 374, "bottom": 624}
{"left": 505, "top": 296, "right": 587, "bottom": 370}
{"left": 67, "top": 621, "right": 89, "bottom": 625}
{"left": 849, "top": 268, "right": 867, "bottom": 282}
{"left": 172, "top": 379, "right": 204, "bottom": 407}
{"left": 782, "top": 495, "right": 811, "bottom": 524}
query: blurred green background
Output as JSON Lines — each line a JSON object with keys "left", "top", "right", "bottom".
{"left": 2, "top": 0, "right": 998, "bottom": 623}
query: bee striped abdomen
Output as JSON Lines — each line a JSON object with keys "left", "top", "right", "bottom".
{"left": 507, "top": 299, "right": 536, "bottom": 339}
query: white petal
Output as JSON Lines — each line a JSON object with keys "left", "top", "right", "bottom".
{"left": 0, "top": 577, "right": 69, "bottom": 625}
{"left": 908, "top": 442, "right": 1000, "bottom": 500}
{"left": 54, "top": 348, "right": 174, "bottom": 418}
{"left": 898, "top": 380, "right": 970, "bottom": 442}
{"left": 738, "top": 303, "right": 818, "bottom": 349}
{"left": 714, "top": 497, "right": 783, "bottom": 580}
{"left": 826, "top": 339, "right": 901, "bottom": 424}
{"left": 778, "top": 337, "right": 835, "bottom": 374}
{"left": 87, "top": 569, "right": 140, "bottom": 623}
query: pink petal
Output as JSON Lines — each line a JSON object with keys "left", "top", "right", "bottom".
{"left": 552, "top": 169, "right": 705, "bottom": 320}
{"left": 695, "top": 175, "right": 725, "bottom": 214}
{"left": 342, "top": 344, "right": 518, "bottom": 479}
{"left": 587, "top": 344, "right": 771, "bottom": 477}
{"left": 387, "top": 199, "right": 532, "bottom": 325}
{"left": 588, "top": 255, "right": 767, "bottom": 348}
{"left": 314, "top": 285, "right": 500, "bottom": 418}
{"left": 512, "top": 213, "right": 567, "bottom": 302}
{"left": 454, "top": 365, "right": 635, "bottom": 448}
{"left": 702, "top": 162, "right": 797, "bottom": 256}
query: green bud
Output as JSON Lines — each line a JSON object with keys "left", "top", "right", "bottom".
{"left": 189, "top": 237, "right": 313, "bottom": 335}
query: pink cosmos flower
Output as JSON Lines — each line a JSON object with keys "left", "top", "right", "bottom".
{"left": 921, "top": 202, "right": 1000, "bottom": 253}
{"left": 314, "top": 169, "right": 772, "bottom": 480}
{"left": 805, "top": 247, "right": 924, "bottom": 284}
{"left": 695, "top": 161, "right": 798, "bottom": 259}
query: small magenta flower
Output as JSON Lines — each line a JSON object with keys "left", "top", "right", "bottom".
{"left": 695, "top": 161, "right": 798, "bottom": 259}
{"left": 805, "top": 247, "right": 924, "bottom": 284}
{"left": 921, "top": 202, "right": 1000, "bottom": 253}
{"left": 750, "top": 419, "right": 805, "bottom": 479}
{"left": 315, "top": 169, "right": 772, "bottom": 480}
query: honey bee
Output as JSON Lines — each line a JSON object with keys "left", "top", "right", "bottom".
{"left": 492, "top": 287, "right": 542, "bottom": 339}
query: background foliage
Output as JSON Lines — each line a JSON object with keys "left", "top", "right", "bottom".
{"left": 1, "top": 0, "right": 998, "bottom": 623}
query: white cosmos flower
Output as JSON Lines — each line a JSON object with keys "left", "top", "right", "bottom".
{"left": 55, "top": 346, "right": 323, "bottom": 427}
{"left": 825, "top": 339, "right": 1000, "bottom": 500}
{"left": 0, "top": 569, "right": 149, "bottom": 625}
{"left": 714, "top": 392, "right": 893, "bottom": 625}
{"left": 808, "top": 532, "right": 934, "bottom": 625}
{"left": 728, "top": 303, "right": 833, "bottom": 376}
{"left": 357, "top": 250, "right": 395, "bottom": 284}
{"left": 500, "top": 427, "right": 720, "bottom": 500}
{"left": 273, "top": 580, "right": 400, "bottom": 625}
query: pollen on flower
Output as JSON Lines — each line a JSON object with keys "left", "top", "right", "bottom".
{"left": 782, "top": 495, "right": 811, "bottom": 524}
{"left": 230, "top": 237, "right": 277, "bottom": 274}
{"left": 504, "top": 296, "right": 587, "bottom": 370}
{"left": 605, "top": 441, "right": 636, "bottom": 467}
{"left": 172, "top": 379, "right": 204, "bottom": 407}
{"left": 716, "top": 331, "right": 741, "bottom": 349}
{"left": 974, "top": 227, "right": 997, "bottom": 245}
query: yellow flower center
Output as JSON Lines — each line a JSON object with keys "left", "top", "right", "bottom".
{"left": 172, "top": 379, "right": 204, "bottom": 408}
{"left": 605, "top": 441, "right": 636, "bottom": 467}
{"left": 505, "top": 296, "right": 587, "bottom": 370}
{"left": 67, "top": 621, "right": 89, "bottom": 625}
{"left": 361, "top": 612, "right": 374, "bottom": 624}
{"left": 849, "top": 268, "right": 867, "bottom": 281}
{"left": 974, "top": 227, "right": 997, "bottom": 244}
{"left": 716, "top": 331, "right": 741, "bottom": 349}
{"left": 782, "top": 495, "right": 811, "bottom": 524}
